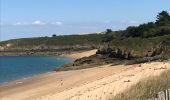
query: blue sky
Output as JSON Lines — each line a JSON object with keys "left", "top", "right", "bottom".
{"left": 0, "top": 0, "right": 170, "bottom": 41}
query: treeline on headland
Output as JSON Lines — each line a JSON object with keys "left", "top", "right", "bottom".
{"left": 56, "top": 11, "right": 170, "bottom": 71}
{"left": 0, "top": 11, "right": 170, "bottom": 60}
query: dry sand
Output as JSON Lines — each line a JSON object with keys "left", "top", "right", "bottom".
{"left": 63, "top": 49, "right": 97, "bottom": 59}
{"left": 0, "top": 61, "right": 170, "bottom": 100}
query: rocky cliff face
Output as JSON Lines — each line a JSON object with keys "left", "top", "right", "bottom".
{"left": 56, "top": 41, "right": 170, "bottom": 71}
{"left": 96, "top": 42, "right": 169, "bottom": 59}
{"left": 96, "top": 48, "right": 132, "bottom": 59}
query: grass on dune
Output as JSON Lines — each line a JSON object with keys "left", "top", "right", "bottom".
{"left": 112, "top": 69, "right": 170, "bottom": 100}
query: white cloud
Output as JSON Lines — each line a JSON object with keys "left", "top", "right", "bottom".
{"left": 32, "top": 20, "right": 46, "bottom": 25}
{"left": 52, "top": 21, "right": 63, "bottom": 25}
{"left": 13, "top": 22, "right": 29, "bottom": 26}
{"left": 12, "top": 20, "right": 64, "bottom": 26}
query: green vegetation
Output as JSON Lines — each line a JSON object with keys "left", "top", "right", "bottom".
{"left": 109, "top": 34, "right": 170, "bottom": 51}
{"left": 0, "top": 34, "right": 106, "bottom": 48}
{"left": 99, "top": 11, "right": 170, "bottom": 58}
{"left": 112, "top": 69, "right": 170, "bottom": 100}
{"left": 122, "top": 10, "right": 170, "bottom": 38}
{"left": 0, "top": 11, "right": 170, "bottom": 58}
{"left": 54, "top": 11, "right": 170, "bottom": 71}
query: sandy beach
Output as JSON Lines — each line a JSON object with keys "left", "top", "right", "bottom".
{"left": 0, "top": 50, "right": 170, "bottom": 100}
{"left": 0, "top": 60, "right": 169, "bottom": 100}
{"left": 62, "top": 49, "right": 97, "bottom": 59}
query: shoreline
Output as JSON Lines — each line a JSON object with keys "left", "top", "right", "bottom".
{"left": 0, "top": 56, "right": 74, "bottom": 84}
{"left": 0, "top": 49, "right": 97, "bottom": 85}
{"left": 0, "top": 61, "right": 169, "bottom": 100}
{"left": 0, "top": 71, "right": 56, "bottom": 86}
{"left": 0, "top": 64, "right": 127, "bottom": 100}
{"left": 1, "top": 49, "right": 169, "bottom": 100}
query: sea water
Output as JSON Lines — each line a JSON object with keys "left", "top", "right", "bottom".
{"left": 0, "top": 56, "right": 73, "bottom": 83}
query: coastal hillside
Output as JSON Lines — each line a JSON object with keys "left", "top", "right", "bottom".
{"left": 0, "top": 33, "right": 105, "bottom": 49}
{"left": 56, "top": 11, "right": 170, "bottom": 71}
{"left": 0, "top": 11, "right": 170, "bottom": 58}
{"left": 0, "top": 33, "right": 106, "bottom": 55}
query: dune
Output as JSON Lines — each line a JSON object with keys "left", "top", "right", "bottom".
{"left": 0, "top": 61, "right": 169, "bottom": 100}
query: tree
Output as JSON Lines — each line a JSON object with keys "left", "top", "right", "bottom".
{"left": 156, "top": 11, "right": 170, "bottom": 26}
{"left": 124, "top": 26, "right": 138, "bottom": 37}
{"left": 52, "top": 34, "right": 57, "bottom": 37}
{"left": 106, "top": 29, "right": 113, "bottom": 34}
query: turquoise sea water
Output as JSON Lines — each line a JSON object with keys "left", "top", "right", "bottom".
{"left": 0, "top": 56, "right": 73, "bottom": 84}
